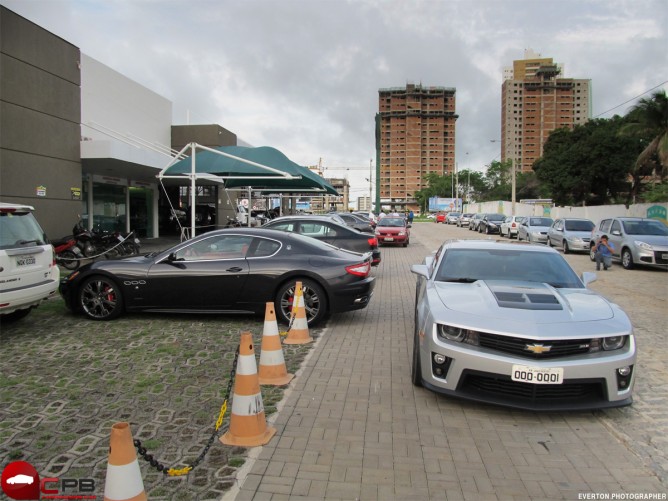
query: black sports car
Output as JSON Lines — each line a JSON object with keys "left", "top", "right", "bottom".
{"left": 261, "top": 215, "right": 381, "bottom": 266}
{"left": 59, "top": 228, "right": 375, "bottom": 326}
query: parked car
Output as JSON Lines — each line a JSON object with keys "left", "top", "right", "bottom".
{"left": 59, "top": 228, "right": 376, "bottom": 326}
{"left": 517, "top": 216, "right": 554, "bottom": 243}
{"left": 499, "top": 216, "right": 524, "bottom": 238}
{"left": 478, "top": 213, "right": 506, "bottom": 234}
{"left": 547, "top": 218, "right": 595, "bottom": 254}
{"left": 456, "top": 213, "right": 474, "bottom": 228}
{"left": 445, "top": 212, "right": 461, "bottom": 225}
{"left": 590, "top": 217, "right": 668, "bottom": 270}
{"left": 469, "top": 213, "right": 486, "bottom": 231}
{"left": 435, "top": 212, "right": 446, "bottom": 224}
{"left": 328, "top": 213, "right": 374, "bottom": 233}
{"left": 375, "top": 216, "right": 411, "bottom": 247}
{"left": 0, "top": 203, "right": 60, "bottom": 321}
{"left": 410, "top": 239, "right": 636, "bottom": 410}
{"left": 261, "top": 215, "right": 380, "bottom": 266}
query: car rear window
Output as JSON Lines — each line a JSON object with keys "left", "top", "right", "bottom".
{"left": 436, "top": 248, "right": 583, "bottom": 288}
{"left": 565, "top": 220, "right": 595, "bottom": 231}
{"left": 529, "top": 217, "right": 553, "bottom": 226}
{"left": 0, "top": 210, "right": 48, "bottom": 250}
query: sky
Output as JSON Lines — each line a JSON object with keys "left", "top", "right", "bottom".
{"left": 2, "top": 0, "right": 667, "bottom": 202}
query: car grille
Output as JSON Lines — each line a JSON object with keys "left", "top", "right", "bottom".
{"left": 478, "top": 332, "right": 592, "bottom": 359}
{"left": 459, "top": 370, "right": 606, "bottom": 407}
{"left": 654, "top": 251, "right": 668, "bottom": 265}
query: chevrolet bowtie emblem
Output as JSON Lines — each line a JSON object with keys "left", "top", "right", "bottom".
{"left": 525, "top": 343, "right": 552, "bottom": 354}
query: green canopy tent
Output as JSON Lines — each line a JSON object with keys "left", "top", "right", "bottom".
{"left": 157, "top": 143, "right": 338, "bottom": 236}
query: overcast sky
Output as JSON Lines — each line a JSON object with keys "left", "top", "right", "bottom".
{"left": 3, "top": 0, "right": 667, "bottom": 200}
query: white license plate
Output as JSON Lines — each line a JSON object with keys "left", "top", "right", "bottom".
{"left": 511, "top": 365, "right": 563, "bottom": 384}
{"left": 16, "top": 255, "right": 36, "bottom": 267}
{"left": 384, "top": 237, "right": 394, "bottom": 242}
{"left": 662, "top": 253, "right": 668, "bottom": 260}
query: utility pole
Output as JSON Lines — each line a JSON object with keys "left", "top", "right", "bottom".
{"left": 369, "top": 158, "right": 373, "bottom": 212}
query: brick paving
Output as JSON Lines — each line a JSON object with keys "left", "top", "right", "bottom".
{"left": 231, "top": 223, "right": 667, "bottom": 500}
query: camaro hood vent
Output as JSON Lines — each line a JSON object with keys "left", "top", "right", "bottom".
{"left": 491, "top": 284, "right": 562, "bottom": 310}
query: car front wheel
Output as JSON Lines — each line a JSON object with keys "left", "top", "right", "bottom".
{"left": 276, "top": 278, "right": 328, "bottom": 326}
{"left": 589, "top": 245, "right": 596, "bottom": 261}
{"left": 79, "top": 275, "right": 124, "bottom": 320}
{"left": 622, "top": 249, "right": 634, "bottom": 270}
{"left": 563, "top": 241, "right": 570, "bottom": 254}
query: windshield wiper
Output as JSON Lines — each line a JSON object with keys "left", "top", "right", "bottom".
{"left": 17, "top": 239, "right": 40, "bottom": 245}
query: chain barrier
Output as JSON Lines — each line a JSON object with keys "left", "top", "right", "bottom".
{"left": 279, "top": 285, "right": 301, "bottom": 337}
{"left": 133, "top": 344, "right": 240, "bottom": 477}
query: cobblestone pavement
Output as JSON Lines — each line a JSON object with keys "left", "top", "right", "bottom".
{"left": 234, "top": 223, "right": 667, "bottom": 500}
{"left": 0, "top": 239, "right": 318, "bottom": 500}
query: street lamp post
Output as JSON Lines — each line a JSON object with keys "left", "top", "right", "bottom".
{"left": 490, "top": 140, "right": 515, "bottom": 215}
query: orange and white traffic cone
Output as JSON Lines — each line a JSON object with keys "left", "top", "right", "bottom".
{"left": 220, "top": 331, "right": 277, "bottom": 447}
{"left": 283, "top": 281, "right": 313, "bottom": 345}
{"left": 258, "top": 302, "right": 294, "bottom": 386}
{"left": 103, "top": 422, "right": 147, "bottom": 501}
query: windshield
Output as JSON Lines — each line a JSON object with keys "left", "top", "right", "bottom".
{"left": 435, "top": 248, "right": 583, "bottom": 288}
{"left": 622, "top": 220, "right": 668, "bottom": 236}
{"left": 487, "top": 214, "right": 505, "bottom": 221}
{"left": 529, "top": 217, "right": 553, "bottom": 227}
{"left": 565, "top": 220, "right": 595, "bottom": 231}
{"left": 378, "top": 217, "right": 406, "bottom": 227}
{"left": 448, "top": 213, "right": 461, "bottom": 217}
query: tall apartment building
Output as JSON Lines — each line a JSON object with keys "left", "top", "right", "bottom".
{"left": 501, "top": 50, "right": 591, "bottom": 173}
{"left": 377, "top": 84, "right": 457, "bottom": 212}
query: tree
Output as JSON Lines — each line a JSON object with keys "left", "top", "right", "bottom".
{"left": 621, "top": 90, "right": 668, "bottom": 204}
{"left": 533, "top": 118, "right": 640, "bottom": 205}
{"left": 481, "top": 160, "right": 512, "bottom": 202}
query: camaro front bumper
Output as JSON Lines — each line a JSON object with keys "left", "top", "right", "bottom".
{"left": 418, "top": 326, "right": 635, "bottom": 411}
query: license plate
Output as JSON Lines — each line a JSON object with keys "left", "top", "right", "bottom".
{"left": 511, "top": 365, "right": 563, "bottom": 384}
{"left": 117, "top": 235, "right": 124, "bottom": 242}
{"left": 384, "top": 237, "right": 394, "bottom": 242}
{"left": 662, "top": 253, "right": 668, "bottom": 260}
{"left": 16, "top": 255, "right": 36, "bottom": 267}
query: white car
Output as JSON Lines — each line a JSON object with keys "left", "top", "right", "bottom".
{"left": 0, "top": 203, "right": 60, "bottom": 321}
{"left": 500, "top": 216, "right": 525, "bottom": 238}
{"left": 410, "top": 240, "right": 636, "bottom": 410}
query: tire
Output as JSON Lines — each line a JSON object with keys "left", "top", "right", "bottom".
{"left": 589, "top": 245, "right": 597, "bottom": 261}
{"left": 411, "top": 317, "right": 423, "bottom": 387}
{"left": 78, "top": 275, "right": 124, "bottom": 320}
{"left": 276, "top": 278, "right": 328, "bottom": 327}
{"left": 563, "top": 241, "right": 570, "bottom": 254}
{"left": 622, "top": 249, "right": 634, "bottom": 270}
{"left": 485, "top": 226, "right": 491, "bottom": 235}
{"left": 59, "top": 250, "right": 80, "bottom": 270}
{"left": 547, "top": 238, "right": 553, "bottom": 247}
{"left": 403, "top": 240, "right": 409, "bottom": 247}
{"left": 517, "top": 233, "right": 523, "bottom": 241}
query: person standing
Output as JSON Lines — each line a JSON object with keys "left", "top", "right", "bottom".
{"left": 408, "top": 210, "right": 414, "bottom": 224}
{"left": 594, "top": 234, "right": 615, "bottom": 271}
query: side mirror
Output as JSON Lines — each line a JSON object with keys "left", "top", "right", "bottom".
{"left": 611, "top": 230, "right": 621, "bottom": 236}
{"left": 581, "top": 271, "right": 597, "bottom": 287}
{"left": 411, "top": 264, "right": 429, "bottom": 278}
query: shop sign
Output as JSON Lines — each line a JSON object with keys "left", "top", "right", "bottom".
{"left": 36, "top": 185, "right": 47, "bottom": 197}
{"left": 71, "top": 187, "right": 81, "bottom": 200}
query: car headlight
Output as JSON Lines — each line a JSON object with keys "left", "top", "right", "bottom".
{"left": 567, "top": 236, "right": 583, "bottom": 243}
{"left": 437, "top": 324, "right": 479, "bottom": 345}
{"left": 398, "top": 230, "right": 406, "bottom": 236}
{"left": 489, "top": 223, "right": 497, "bottom": 228}
{"left": 634, "top": 240, "right": 653, "bottom": 251}
{"left": 602, "top": 336, "right": 627, "bottom": 351}
{"left": 531, "top": 231, "right": 542, "bottom": 237}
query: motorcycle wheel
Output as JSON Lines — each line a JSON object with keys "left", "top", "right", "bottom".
{"left": 59, "top": 250, "right": 80, "bottom": 270}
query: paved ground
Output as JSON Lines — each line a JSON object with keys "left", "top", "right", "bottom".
{"left": 232, "top": 222, "right": 668, "bottom": 500}
{"left": 1, "top": 226, "right": 666, "bottom": 500}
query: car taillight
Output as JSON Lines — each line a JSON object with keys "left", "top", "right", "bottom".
{"left": 346, "top": 262, "right": 370, "bottom": 277}
{"left": 368, "top": 237, "right": 378, "bottom": 247}
{"left": 511, "top": 223, "right": 516, "bottom": 228}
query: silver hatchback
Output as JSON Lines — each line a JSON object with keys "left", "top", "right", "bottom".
{"left": 518, "top": 216, "right": 554, "bottom": 243}
{"left": 547, "top": 218, "right": 595, "bottom": 253}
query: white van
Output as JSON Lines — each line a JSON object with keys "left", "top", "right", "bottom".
{"left": 0, "top": 203, "right": 60, "bottom": 321}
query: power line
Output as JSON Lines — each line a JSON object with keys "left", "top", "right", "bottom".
{"left": 593, "top": 80, "right": 668, "bottom": 118}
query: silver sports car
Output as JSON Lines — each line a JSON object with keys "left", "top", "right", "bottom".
{"left": 410, "top": 240, "right": 636, "bottom": 410}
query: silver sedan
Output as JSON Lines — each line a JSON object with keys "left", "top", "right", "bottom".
{"left": 410, "top": 240, "right": 636, "bottom": 410}
{"left": 517, "top": 216, "right": 554, "bottom": 243}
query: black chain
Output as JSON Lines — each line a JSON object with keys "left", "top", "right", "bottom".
{"left": 133, "top": 344, "right": 240, "bottom": 476}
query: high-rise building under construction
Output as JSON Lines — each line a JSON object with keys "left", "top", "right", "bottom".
{"left": 377, "top": 84, "right": 458, "bottom": 212}
{"left": 501, "top": 49, "right": 591, "bottom": 173}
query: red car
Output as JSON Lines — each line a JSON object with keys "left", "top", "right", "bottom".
{"left": 375, "top": 217, "right": 411, "bottom": 247}
{"left": 435, "top": 212, "right": 446, "bottom": 223}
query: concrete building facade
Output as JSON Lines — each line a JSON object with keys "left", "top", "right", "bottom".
{"left": 501, "top": 50, "right": 591, "bottom": 173}
{"left": 377, "top": 84, "right": 458, "bottom": 212}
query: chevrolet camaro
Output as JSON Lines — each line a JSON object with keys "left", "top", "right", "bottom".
{"left": 410, "top": 240, "right": 635, "bottom": 410}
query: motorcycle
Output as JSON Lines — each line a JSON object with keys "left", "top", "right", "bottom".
{"left": 72, "top": 220, "right": 141, "bottom": 259}
{"left": 52, "top": 237, "right": 84, "bottom": 270}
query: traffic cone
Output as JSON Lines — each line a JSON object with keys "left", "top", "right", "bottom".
{"left": 103, "top": 422, "right": 147, "bottom": 501}
{"left": 258, "top": 302, "right": 294, "bottom": 386}
{"left": 220, "top": 331, "right": 277, "bottom": 447}
{"left": 283, "top": 281, "right": 313, "bottom": 345}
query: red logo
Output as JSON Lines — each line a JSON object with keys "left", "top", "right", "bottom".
{"left": 1, "top": 461, "right": 40, "bottom": 500}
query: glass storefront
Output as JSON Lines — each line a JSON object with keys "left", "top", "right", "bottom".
{"left": 129, "top": 187, "right": 153, "bottom": 238}
{"left": 91, "top": 183, "right": 127, "bottom": 232}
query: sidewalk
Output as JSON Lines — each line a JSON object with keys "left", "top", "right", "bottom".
{"left": 229, "top": 224, "right": 665, "bottom": 500}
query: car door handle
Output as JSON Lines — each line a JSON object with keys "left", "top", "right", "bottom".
{"left": 226, "top": 267, "right": 243, "bottom": 272}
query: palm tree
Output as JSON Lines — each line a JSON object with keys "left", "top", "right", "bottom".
{"left": 623, "top": 90, "right": 668, "bottom": 203}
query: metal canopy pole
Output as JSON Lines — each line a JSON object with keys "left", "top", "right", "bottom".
{"left": 190, "top": 142, "right": 197, "bottom": 238}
